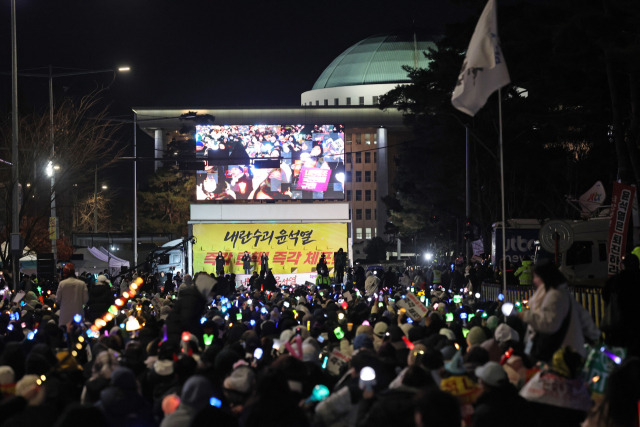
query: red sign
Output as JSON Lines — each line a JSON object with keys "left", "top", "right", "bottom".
{"left": 607, "top": 182, "right": 636, "bottom": 276}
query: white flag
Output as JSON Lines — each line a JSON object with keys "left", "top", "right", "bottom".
{"left": 451, "top": 0, "right": 510, "bottom": 116}
{"left": 579, "top": 181, "right": 606, "bottom": 213}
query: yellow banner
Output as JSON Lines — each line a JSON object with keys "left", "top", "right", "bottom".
{"left": 192, "top": 222, "right": 348, "bottom": 274}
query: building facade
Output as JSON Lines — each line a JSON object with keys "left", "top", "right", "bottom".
{"left": 135, "top": 31, "right": 431, "bottom": 262}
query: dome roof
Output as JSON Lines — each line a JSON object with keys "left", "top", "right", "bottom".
{"left": 312, "top": 33, "right": 436, "bottom": 90}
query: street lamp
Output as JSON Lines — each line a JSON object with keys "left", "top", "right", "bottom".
{"left": 18, "top": 65, "right": 130, "bottom": 269}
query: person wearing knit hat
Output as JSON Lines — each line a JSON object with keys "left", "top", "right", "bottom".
{"left": 15, "top": 374, "right": 46, "bottom": 406}
{"left": 494, "top": 323, "right": 519, "bottom": 346}
{"left": 223, "top": 364, "right": 255, "bottom": 406}
{"left": 466, "top": 326, "right": 487, "bottom": 349}
{"left": 355, "top": 324, "right": 373, "bottom": 339}
{"left": 439, "top": 328, "right": 456, "bottom": 342}
{"left": 485, "top": 315, "right": 499, "bottom": 331}
{"left": 0, "top": 365, "right": 15, "bottom": 397}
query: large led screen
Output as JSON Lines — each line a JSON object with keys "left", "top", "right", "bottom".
{"left": 195, "top": 124, "right": 345, "bottom": 200}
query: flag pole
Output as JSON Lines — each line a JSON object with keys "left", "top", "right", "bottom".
{"left": 498, "top": 88, "right": 507, "bottom": 297}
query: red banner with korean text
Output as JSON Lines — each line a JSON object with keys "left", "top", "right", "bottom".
{"left": 193, "top": 222, "right": 348, "bottom": 275}
{"left": 607, "top": 182, "right": 636, "bottom": 276}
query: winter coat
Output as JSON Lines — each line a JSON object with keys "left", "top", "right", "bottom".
{"left": 86, "top": 284, "right": 115, "bottom": 322}
{"left": 241, "top": 254, "right": 252, "bottom": 270}
{"left": 514, "top": 260, "right": 534, "bottom": 285}
{"left": 215, "top": 256, "right": 225, "bottom": 271}
{"left": 165, "top": 287, "right": 206, "bottom": 343}
{"left": 364, "top": 275, "right": 381, "bottom": 296}
{"left": 260, "top": 254, "right": 269, "bottom": 270}
{"left": 56, "top": 277, "right": 89, "bottom": 326}
{"left": 523, "top": 284, "right": 600, "bottom": 358}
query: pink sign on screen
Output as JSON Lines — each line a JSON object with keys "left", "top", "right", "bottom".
{"left": 297, "top": 167, "right": 332, "bottom": 192}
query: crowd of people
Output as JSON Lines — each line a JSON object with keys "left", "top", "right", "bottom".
{"left": 0, "top": 255, "right": 638, "bottom": 427}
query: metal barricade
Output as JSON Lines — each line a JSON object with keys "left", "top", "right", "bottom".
{"left": 479, "top": 282, "right": 604, "bottom": 327}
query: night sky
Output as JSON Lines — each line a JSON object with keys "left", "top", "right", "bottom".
{"left": 1, "top": 0, "right": 466, "bottom": 112}
{"left": 0, "top": 0, "right": 467, "bottom": 216}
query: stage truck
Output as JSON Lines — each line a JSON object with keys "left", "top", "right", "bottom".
{"left": 492, "top": 217, "right": 610, "bottom": 286}
{"left": 186, "top": 204, "right": 350, "bottom": 288}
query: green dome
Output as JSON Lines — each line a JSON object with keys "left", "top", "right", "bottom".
{"left": 312, "top": 33, "right": 436, "bottom": 90}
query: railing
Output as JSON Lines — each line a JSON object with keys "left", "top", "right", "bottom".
{"left": 481, "top": 283, "right": 605, "bottom": 327}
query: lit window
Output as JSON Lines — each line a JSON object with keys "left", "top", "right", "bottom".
{"left": 365, "top": 228, "right": 372, "bottom": 239}
{"left": 356, "top": 228, "right": 363, "bottom": 239}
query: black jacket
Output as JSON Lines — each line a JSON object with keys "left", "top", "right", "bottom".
{"left": 86, "top": 285, "right": 115, "bottom": 322}
{"left": 166, "top": 287, "right": 206, "bottom": 343}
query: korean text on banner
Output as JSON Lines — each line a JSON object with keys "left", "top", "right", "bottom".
{"left": 607, "top": 182, "right": 636, "bottom": 276}
{"left": 193, "top": 223, "right": 348, "bottom": 275}
{"left": 397, "top": 292, "right": 429, "bottom": 321}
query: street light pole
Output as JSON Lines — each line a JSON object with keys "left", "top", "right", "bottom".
{"left": 49, "top": 65, "right": 58, "bottom": 269}
{"left": 10, "top": 0, "right": 20, "bottom": 291}
{"left": 133, "top": 112, "right": 138, "bottom": 269}
{"left": 94, "top": 165, "right": 98, "bottom": 233}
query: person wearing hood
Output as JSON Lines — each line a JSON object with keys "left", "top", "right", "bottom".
{"left": 86, "top": 275, "right": 115, "bottom": 322}
{"left": 160, "top": 375, "right": 213, "bottom": 427}
{"left": 95, "top": 367, "right": 155, "bottom": 427}
{"left": 364, "top": 271, "right": 381, "bottom": 296}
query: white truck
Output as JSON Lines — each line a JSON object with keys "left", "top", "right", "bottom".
{"left": 493, "top": 217, "right": 610, "bottom": 286}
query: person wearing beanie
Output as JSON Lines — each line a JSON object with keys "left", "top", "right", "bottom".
{"left": 161, "top": 375, "right": 213, "bottom": 427}
{"left": 473, "top": 361, "right": 532, "bottom": 427}
{"left": 355, "top": 324, "right": 373, "bottom": 339}
{"left": 466, "top": 326, "right": 487, "bottom": 349}
{"left": 222, "top": 363, "right": 258, "bottom": 417}
{"left": 55, "top": 263, "right": 88, "bottom": 326}
{"left": 485, "top": 315, "right": 499, "bottom": 331}
{"left": 1, "top": 374, "right": 56, "bottom": 427}
{"left": 439, "top": 328, "right": 457, "bottom": 342}
{"left": 0, "top": 365, "right": 15, "bottom": 398}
